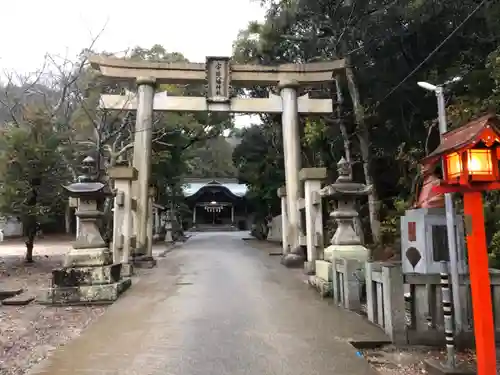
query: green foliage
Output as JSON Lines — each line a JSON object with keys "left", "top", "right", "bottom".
{"left": 379, "top": 198, "right": 411, "bottom": 245}
{"left": 0, "top": 111, "right": 69, "bottom": 228}
{"left": 231, "top": 0, "right": 500, "bottom": 247}
{"left": 185, "top": 136, "right": 237, "bottom": 178}
{"left": 233, "top": 123, "right": 285, "bottom": 218}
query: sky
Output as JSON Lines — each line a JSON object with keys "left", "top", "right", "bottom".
{"left": 0, "top": 0, "right": 266, "bottom": 128}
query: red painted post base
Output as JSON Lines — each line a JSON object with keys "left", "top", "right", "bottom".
{"left": 463, "top": 192, "right": 497, "bottom": 375}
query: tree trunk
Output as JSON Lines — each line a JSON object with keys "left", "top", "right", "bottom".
{"left": 334, "top": 74, "right": 365, "bottom": 244}
{"left": 334, "top": 74, "right": 365, "bottom": 243}
{"left": 344, "top": 62, "right": 381, "bottom": 245}
{"left": 24, "top": 217, "right": 37, "bottom": 263}
{"left": 334, "top": 76, "right": 353, "bottom": 180}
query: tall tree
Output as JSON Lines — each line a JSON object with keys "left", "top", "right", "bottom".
{"left": 232, "top": 0, "right": 500, "bottom": 247}
{"left": 0, "top": 110, "right": 70, "bottom": 262}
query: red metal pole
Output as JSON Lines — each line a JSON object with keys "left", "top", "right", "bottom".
{"left": 463, "top": 191, "right": 497, "bottom": 374}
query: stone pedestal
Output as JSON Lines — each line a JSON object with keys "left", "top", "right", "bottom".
{"left": 300, "top": 167, "right": 326, "bottom": 274}
{"left": 108, "top": 165, "right": 137, "bottom": 278}
{"left": 309, "top": 260, "right": 333, "bottom": 297}
{"left": 38, "top": 157, "right": 131, "bottom": 305}
{"left": 324, "top": 244, "right": 369, "bottom": 263}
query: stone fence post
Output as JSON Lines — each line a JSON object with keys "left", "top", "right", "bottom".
{"left": 366, "top": 261, "right": 406, "bottom": 344}
{"left": 299, "top": 167, "right": 326, "bottom": 274}
{"left": 108, "top": 165, "right": 137, "bottom": 277}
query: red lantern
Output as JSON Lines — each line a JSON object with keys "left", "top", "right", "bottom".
{"left": 422, "top": 113, "right": 500, "bottom": 375}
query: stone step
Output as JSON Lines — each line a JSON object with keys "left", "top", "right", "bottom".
{"left": 191, "top": 225, "right": 237, "bottom": 232}
{"left": 2, "top": 291, "right": 35, "bottom": 306}
{"left": 0, "top": 286, "right": 23, "bottom": 300}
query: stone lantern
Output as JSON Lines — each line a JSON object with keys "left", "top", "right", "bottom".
{"left": 38, "top": 156, "right": 131, "bottom": 305}
{"left": 323, "top": 157, "right": 372, "bottom": 262}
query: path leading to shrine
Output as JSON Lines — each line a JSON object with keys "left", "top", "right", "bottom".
{"left": 27, "top": 232, "right": 386, "bottom": 375}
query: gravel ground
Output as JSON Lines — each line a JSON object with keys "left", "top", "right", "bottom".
{"left": 361, "top": 345, "right": 500, "bottom": 374}
{"left": 0, "top": 254, "right": 107, "bottom": 375}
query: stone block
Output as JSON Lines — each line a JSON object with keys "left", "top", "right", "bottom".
{"left": 2, "top": 291, "right": 35, "bottom": 306}
{"left": 315, "top": 260, "right": 332, "bottom": 281}
{"left": 324, "top": 244, "right": 369, "bottom": 262}
{"left": 304, "top": 261, "right": 315, "bottom": 275}
{"left": 424, "top": 359, "right": 475, "bottom": 375}
{"left": 37, "top": 278, "right": 132, "bottom": 305}
{"left": 64, "top": 247, "right": 113, "bottom": 268}
{"left": 308, "top": 276, "right": 332, "bottom": 298}
{"left": 133, "top": 256, "right": 157, "bottom": 269}
{"left": 299, "top": 167, "right": 327, "bottom": 181}
{"left": 121, "top": 263, "right": 134, "bottom": 277}
{"left": 281, "top": 251, "right": 305, "bottom": 268}
{"left": 52, "top": 263, "right": 122, "bottom": 287}
{"left": 0, "top": 286, "right": 23, "bottom": 300}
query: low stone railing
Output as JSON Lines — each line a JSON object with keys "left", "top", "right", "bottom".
{"left": 269, "top": 156, "right": 500, "bottom": 347}
{"left": 332, "top": 257, "right": 364, "bottom": 312}
{"left": 365, "top": 261, "right": 406, "bottom": 343}
{"left": 364, "top": 261, "right": 500, "bottom": 346}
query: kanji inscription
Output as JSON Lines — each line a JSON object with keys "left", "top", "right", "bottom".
{"left": 206, "top": 56, "right": 231, "bottom": 103}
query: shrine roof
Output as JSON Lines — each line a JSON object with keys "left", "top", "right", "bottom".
{"left": 182, "top": 179, "right": 248, "bottom": 198}
{"left": 423, "top": 113, "right": 500, "bottom": 163}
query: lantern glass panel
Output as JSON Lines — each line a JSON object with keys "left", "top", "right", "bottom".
{"left": 467, "top": 149, "right": 493, "bottom": 177}
{"left": 446, "top": 152, "right": 462, "bottom": 179}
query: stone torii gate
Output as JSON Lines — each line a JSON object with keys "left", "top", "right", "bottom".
{"left": 90, "top": 55, "right": 344, "bottom": 259}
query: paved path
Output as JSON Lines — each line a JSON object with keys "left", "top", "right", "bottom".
{"left": 28, "top": 232, "right": 387, "bottom": 375}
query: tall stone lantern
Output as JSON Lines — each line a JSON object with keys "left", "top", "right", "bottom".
{"left": 38, "top": 156, "right": 131, "bottom": 305}
{"left": 322, "top": 157, "right": 372, "bottom": 262}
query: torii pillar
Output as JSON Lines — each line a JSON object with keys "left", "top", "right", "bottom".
{"left": 279, "top": 80, "right": 302, "bottom": 252}
{"left": 132, "top": 77, "right": 155, "bottom": 262}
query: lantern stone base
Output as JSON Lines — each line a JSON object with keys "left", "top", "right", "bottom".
{"left": 324, "top": 244, "right": 369, "bottom": 262}
{"left": 315, "top": 260, "right": 333, "bottom": 281}
{"left": 37, "top": 263, "right": 131, "bottom": 305}
{"left": 63, "top": 247, "right": 113, "bottom": 268}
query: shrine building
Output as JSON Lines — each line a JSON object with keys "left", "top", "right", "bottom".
{"left": 182, "top": 178, "right": 249, "bottom": 231}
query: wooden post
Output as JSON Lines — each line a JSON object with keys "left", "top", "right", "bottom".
{"left": 464, "top": 191, "right": 496, "bottom": 374}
